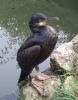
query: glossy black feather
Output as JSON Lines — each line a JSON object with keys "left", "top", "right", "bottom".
{"left": 17, "top": 13, "right": 58, "bottom": 82}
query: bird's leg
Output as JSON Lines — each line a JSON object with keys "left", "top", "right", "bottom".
{"left": 30, "top": 66, "right": 52, "bottom": 96}
{"left": 29, "top": 74, "right": 43, "bottom": 89}
{"left": 35, "top": 66, "right": 51, "bottom": 81}
{"left": 29, "top": 66, "right": 46, "bottom": 96}
{"left": 29, "top": 74, "right": 45, "bottom": 96}
{"left": 31, "top": 78, "right": 45, "bottom": 96}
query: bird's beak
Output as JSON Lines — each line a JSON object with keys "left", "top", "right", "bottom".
{"left": 47, "top": 17, "right": 60, "bottom": 21}
{"left": 38, "top": 17, "right": 59, "bottom": 26}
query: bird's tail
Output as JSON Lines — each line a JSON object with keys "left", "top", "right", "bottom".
{"left": 18, "top": 70, "right": 28, "bottom": 83}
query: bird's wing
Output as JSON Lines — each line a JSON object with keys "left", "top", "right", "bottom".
{"left": 17, "top": 45, "right": 40, "bottom": 67}
{"left": 18, "top": 35, "right": 40, "bottom": 53}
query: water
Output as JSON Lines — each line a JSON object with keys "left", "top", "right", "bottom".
{"left": 0, "top": 0, "right": 78, "bottom": 99}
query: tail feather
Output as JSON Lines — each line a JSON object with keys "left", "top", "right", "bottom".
{"left": 18, "top": 70, "right": 28, "bottom": 83}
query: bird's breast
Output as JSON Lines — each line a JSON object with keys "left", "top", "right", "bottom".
{"left": 40, "top": 26, "right": 58, "bottom": 58}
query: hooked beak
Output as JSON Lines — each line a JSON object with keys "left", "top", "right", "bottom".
{"left": 37, "top": 16, "right": 59, "bottom": 26}
{"left": 47, "top": 16, "right": 60, "bottom": 21}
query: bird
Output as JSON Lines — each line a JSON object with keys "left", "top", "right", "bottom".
{"left": 17, "top": 13, "right": 58, "bottom": 95}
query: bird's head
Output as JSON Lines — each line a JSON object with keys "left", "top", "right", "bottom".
{"left": 29, "top": 13, "right": 59, "bottom": 32}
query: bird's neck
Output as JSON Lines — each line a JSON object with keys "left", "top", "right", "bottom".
{"left": 30, "top": 26, "right": 46, "bottom": 33}
{"left": 30, "top": 25, "right": 56, "bottom": 34}
{"left": 46, "top": 25, "right": 57, "bottom": 34}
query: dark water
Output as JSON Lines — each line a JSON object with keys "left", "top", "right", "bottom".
{"left": 0, "top": 0, "right": 78, "bottom": 99}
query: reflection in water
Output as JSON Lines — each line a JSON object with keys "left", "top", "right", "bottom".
{"left": 0, "top": 26, "right": 24, "bottom": 64}
{"left": 0, "top": 27, "right": 20, "bottom": 97}
{"left": 57, "top": 30, "right": 68, "bottom": 46}
{"left": 0, "top": 59, "right": 20, "bottom": 98}
{"left": 0, "top": 93, "right": 18, "bottom": 100}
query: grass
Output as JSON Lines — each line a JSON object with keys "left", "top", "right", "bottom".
{"left": 51, "top": 86, "right": 78, "bottom": 100}
{"left": 51, "top": 71, "right": 78, "bottom": 100}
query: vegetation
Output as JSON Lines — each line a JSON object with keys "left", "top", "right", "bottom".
{"left": 51, "top": 71, "right": 78, "bottom": 100}
{"left": 52, "top": 81, "right": 78, "bottom": 100}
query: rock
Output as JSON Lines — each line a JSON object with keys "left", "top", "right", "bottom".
{"left": 72, "top": 35, "right": 78, "bottom": 76}
{"left": 18, "top": 34, "right": 78, "bottom": 100}
{"left": 64, "top": 76, "right": 75, "bottom": 90}
{"left": 50, "top": 34, "right": 78, "bottom": 73}
{"left": 18, "top": 72, "right": 61, "bottom": 100}
{"left": 72, "top": 34, "right": 78, "bottom": 54}
{"left": 64, "top": 76, "right": 78, "bottom": 95}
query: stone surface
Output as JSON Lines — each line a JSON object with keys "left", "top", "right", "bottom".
{"left": 18, "top": 73, "right": 61, "bottom": 100}
{"left": 50, "top": 34, "right": 78, "bottom": 73}
{"left": 19, "top": 34, "right": 78, "bottom": 100}
{"left": 64, "top": 76, "right": 78, "bottom": 95}
{"left": 72, "top": 34, "right": 78, "bottom": 54}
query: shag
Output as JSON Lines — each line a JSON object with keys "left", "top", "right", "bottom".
{"left": 17, "top": 13, "right": 58, "bottom": 95}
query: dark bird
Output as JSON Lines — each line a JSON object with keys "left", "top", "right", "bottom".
{"left": 17, "top": 13, "right": 58, "bottom": 95}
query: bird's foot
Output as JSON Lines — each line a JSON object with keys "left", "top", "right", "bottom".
{"left": 35, "top": 74, "right": 52, "bottom": 81}
{"left": 30, "top": 78, "right": 45, "bottom": 96}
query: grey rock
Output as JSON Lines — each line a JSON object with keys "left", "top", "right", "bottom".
{"left": 50, "top": 34, "right": 78, "bottom": 73}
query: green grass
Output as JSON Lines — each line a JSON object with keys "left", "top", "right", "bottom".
{"left": 52, "top": 86, "right": 78, "bottom": 100}
{"left": 51, "top": 75, "right": 78, "bottom": 100}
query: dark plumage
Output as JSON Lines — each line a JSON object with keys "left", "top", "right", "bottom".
{"left": 17, "top": 13, "right": 58, "bottom": 83}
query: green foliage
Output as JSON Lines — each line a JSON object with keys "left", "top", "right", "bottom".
{"left": 52, "top": 87, "right": 78, "bottom": 100}
{"left": 51, "top": 75, "right": 78, "bottom": 100}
